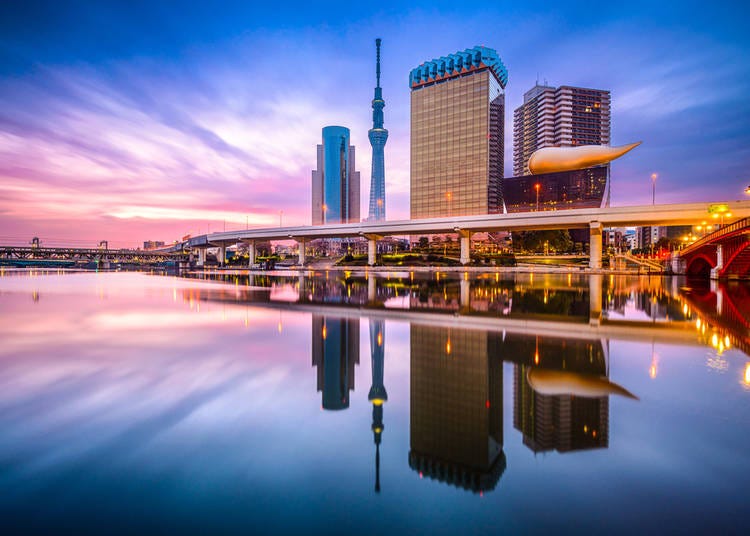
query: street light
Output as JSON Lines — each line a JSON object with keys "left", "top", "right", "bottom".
{"left": 445, "top": 191, "right": 453, "bottom": 217}
{"left": 745, "top": 185, "right": 750, "bottom": 195}
{"left": 651, "top": 173, "right": 658, "bottom": 205}
{"left": 534, "top": 183, "right": 541, "bottom": 211}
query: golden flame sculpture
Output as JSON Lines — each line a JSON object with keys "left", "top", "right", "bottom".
{"left": 528, "top": 142, "right": 642, "bottom": 175}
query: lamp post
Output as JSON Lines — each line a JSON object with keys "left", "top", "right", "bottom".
{"left": 279, "top": 210, "right": 283, "bottom": 228}
{"left": 651, "top": 173, "right": 658, "bottom": 205}
{"left": 745, "top": 185, "right": 750, "bottom": 195}
{"left": 446, "top": 191, "right": 453, "bottom": 217}
{"left": 534, "top": 183, "right": 541, "bottom": 211}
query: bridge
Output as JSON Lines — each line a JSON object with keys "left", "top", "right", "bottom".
{"left": 672, "top": 216, "right": 750, "bottom": 279}
{"left": 177, "top": 200, "right": 750, "bottom": 269}
{"left": 0, "top": 245, "right": 187, "bottom": 268}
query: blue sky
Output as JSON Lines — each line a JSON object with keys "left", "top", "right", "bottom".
{"left": 1, "top": 1, "right": 748, "bottom": 245}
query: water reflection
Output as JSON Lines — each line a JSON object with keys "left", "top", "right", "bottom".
{"left": 1, "top": 270, "right": 749, "bottom": 532}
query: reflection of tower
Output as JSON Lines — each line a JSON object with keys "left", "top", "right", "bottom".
{"left": 368, "top": 319, "right": 387, "bottom": 492}
{"left": 506, "top": 334, "right": 610, "bottom": 453}
{"left": 312, "top": 315, "right": 360, "bottom": 410}
{"left": 368, "top": 38, "right": 388, "bottom": 222}
{"left": 409, "top": 326, "right": 505, "bottom": 493}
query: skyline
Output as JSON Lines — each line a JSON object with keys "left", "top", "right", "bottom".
{"left": 1, "top": 1, "right": 749, "bottom": 247}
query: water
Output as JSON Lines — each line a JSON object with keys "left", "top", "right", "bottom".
{"left": 0, "top": 269, "right": 748, "bottom": 534}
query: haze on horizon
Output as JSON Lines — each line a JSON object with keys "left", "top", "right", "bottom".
{"left": 1, "top": 1, "right": 748, "bottom": 247}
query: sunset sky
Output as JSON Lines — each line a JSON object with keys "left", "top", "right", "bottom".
{"left": 1, "top": 1, "right": 748, "bottom": 247}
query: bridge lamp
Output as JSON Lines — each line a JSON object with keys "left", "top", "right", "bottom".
{"left": 745, "top": 185, "right": 750, "bottom": 195}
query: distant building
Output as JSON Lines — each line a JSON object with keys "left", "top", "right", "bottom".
{"left": 635, "top": 226, "right": 667, "bottom": 250}
{"left": 143, "top": 240, "right": 165, "bottom": 250}
{"left": 312, "top": 126, "right": 360, "bottom": 225}
{"left": 513, "top": 84, "right": 611, "bottom": 177}
{"left": 409, "top": 46, "right": 508, "bottom": 219}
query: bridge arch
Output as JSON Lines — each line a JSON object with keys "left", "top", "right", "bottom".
{"left": 686, "top": 254, "right": 714, "bottom": 278}
{"left": 721, "top": 241, "right": 750, "bottom": 278}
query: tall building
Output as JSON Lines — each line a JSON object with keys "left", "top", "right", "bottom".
{"left": 311, "top": 315, "right": 360, "bottom": 410}
{"left": 312, "top": 126, "right": 360, "bottom": 225}
{"left": 368, "top": 319, "right": 387, "bottom": 493}
{"left": 409, "top": 46, "right": 508, "bottom": 219}
{"left": 368, "top": 39, "right": 388, "bottom": 222}
{"left": 513, "top": 84, "right": 611, "bottom": 177}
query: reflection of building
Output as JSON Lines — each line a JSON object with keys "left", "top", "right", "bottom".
{"left": 409, "top": 326, "right": 505, "bottom": 493}
{"left": 312, "top": 126, "right": 361, "bottom": 225}
{"left": 506, "top": 335, "right": 610, "bottom": 453}
{"left": 312, "top": 315, "right": 360, "bottom": 410}
{"left": 503, "top": 166, "right": 608, "bottom": 212}
{"left": 513, "top": 84, "right": 611, "bottom": 176}
{"left": 368, "top": 320, "right": 387, "bottom": 492}
{"left": 409, "top": 46, "right": 507, "bottom": 219}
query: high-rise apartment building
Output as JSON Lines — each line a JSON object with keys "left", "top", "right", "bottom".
{"left": 409, "top": 46, "right": 508, "bottom": 219}
{"left": 368, "top": 39, "right": 388, "bottom": 222}
{"left": 312, "top": 126, "right": 360, "bottom": 225}
{"left": 513, "top": 84, "right": 611, "bottom": 176}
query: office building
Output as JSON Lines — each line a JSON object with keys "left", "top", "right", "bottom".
{"left": 312, "top": 126, "right": 360, "bottom": 225}
{"left": 368, "top": 39, "right": 388, "bottom": 222}
{"left": 513, "top": 84, "right": 611, "bottom": 177}
{"left": 409, "top": 46, "right": 508, "bottom": 219}
{"left": 503, "top": 166, "right": 608, "bottom": 212}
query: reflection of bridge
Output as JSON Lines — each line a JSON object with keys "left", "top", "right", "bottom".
{"left": 179, "top": 201, "right": 750, "bottom": 269}
{"left": 0, "top": 246, "right": 186, "bottom": 267}
{"left": 673, "top": 217, "right": 750, "bottom": 279}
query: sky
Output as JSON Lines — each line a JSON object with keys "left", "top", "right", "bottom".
{"left": 1, "top": 1, "right": 749, "bottom": 247}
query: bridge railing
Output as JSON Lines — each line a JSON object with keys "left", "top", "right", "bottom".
{"left": 678, "top": 217, "right": 750, "bottom": 257}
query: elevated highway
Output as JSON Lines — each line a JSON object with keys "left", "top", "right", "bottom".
{"left": 178, "top": 200, "right": 750, "bottom": 269}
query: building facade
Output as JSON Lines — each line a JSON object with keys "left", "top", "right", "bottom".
{"left": 503, "top": 166, "right": 609, "bottom": 213}
{"left": 312, "top": 126, "right": 360, "bottom": 225}
{"left": 368, "top": 39, "right": 388, "bottom": 222}
{"left": 409, "top": 46, "right": 508, "bottom": 219}
{"left": 312, "top": 315, "right": 360, "bottom": 410}
{"left": 513, "top": 84, "right": 611, "bottom": 177}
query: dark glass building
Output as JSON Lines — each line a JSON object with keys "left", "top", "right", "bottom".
{"left": 312, "top": 126, "right": 360, "bottom": 225}
{"left": 311, "top": 315, "right": 360, "bottom": 410}
{"left": 503, "top": 166, "right": 608, "bottom": 213}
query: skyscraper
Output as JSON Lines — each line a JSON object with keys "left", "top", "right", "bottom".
{"left": 368, "top": 39, "right": 388, "bottom": 222}
{"left": 409, "top": 46, "right": 508, "bottom": 219}
{"left": 312, "top": 126, "right": 360, "bottom": 225}
{"left": 513, "top": 84, "right": 611, "bottom": 177}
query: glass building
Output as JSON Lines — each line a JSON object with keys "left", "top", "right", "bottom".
{"left": 312, "top": 126, "right": 360, "bottom": 225}
{"left": 409, "top": 47, "right": 508, "bottom": 219}
{"left": 503, "top": 166, "right": 609, "bottom": 213}
{"left": 311, "top": 315, "right": 360, "bottom": 410}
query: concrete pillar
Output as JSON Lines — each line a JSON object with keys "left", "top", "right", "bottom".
{"left": 368, "top": 239, "right": 377, "bottom": 266}
{"left": 247, "top": 241, "right": 255, "bottom": 268}
{"left": 368, "top": 274, "right": 376, "bottom": 302}
{"left": 670, "top": 253, "right": 686, "bottom": 275}
{"left": 589, "top": 273, "right": 603, "bottom": 325}
{"left": 298, "top": 240, "right": 306, "bottom": 265}
{"left": 459, "top": 232, "right": 472, "bottom": 265}
{"left": 710, "top": 244, "right": 723, "bottom": 280}
{"left": 197, "top": 248, "right": 207, "bottom": 267}
{"left": 460, "top": 277, "right": 470, "bottom": 309}
{"left": 589, "top": 222, "right": 603, "bottom": 270}
{"left": 217, "top": 244, "right": 226, "bottom": 266}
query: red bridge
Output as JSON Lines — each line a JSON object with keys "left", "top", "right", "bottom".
{"left": 673, "top": 217, "right": 750, "bottom": 279}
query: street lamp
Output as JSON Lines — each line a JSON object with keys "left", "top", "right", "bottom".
{"left": 651, "top": 173, "right": 658, "bottom": 205}
{"left": 534, "top": 183, "right": 541, "bottom": 211}
{"left": 745, "top": 185, "right": 750, "bottom": 195}
{"left": 445, "top": 191, "right": 453, "bottom": 217}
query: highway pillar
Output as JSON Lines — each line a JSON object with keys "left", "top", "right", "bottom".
{"left": 458, "top": 230, "right": 472, "bottom": 265}
{"left": 368, "top": 239, "right": 377, "bottom": 266}
{"left": 589, "top": 222, "right": 603, "bottom": 270}
{"left": 247, "top": 241, "right": 255, "bottom": 268}
{"left": 710, "top": 244, "right": 723, "bottom": 280}
{"left": 589, "top": 273, "right": 603, "bottom": 325}
{"left": 217, "top": 244, "right": 226, "bottom": 266}
{"left": 197, "top": 248, "right": 207, "bottom": 267}
{"left": 298, "top": 239, "right": 306, "bottom": 266}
